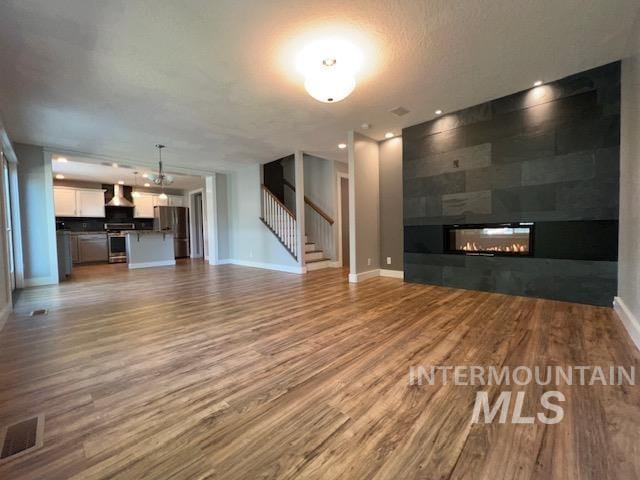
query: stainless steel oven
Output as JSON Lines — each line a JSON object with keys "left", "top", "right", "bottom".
{"left": 105, "top": 222, "right": 134, "bottom": 263}
{"left": 107, "top": 233, "right": 127, "bottom": 263}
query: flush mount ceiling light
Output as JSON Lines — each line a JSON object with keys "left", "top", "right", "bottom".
{"left": 338, "top": 143, "right": 347, "bottom": 149}
{"left": 533, "top": 80, "right": 543, "bottom": 87}
{"left": 384, "top": 132, "right": 394, "bottom": 139}
{"left": 118, "top": 180, "right": 124, "bottom": 185}
{"left": 144, "top": 182, "right": 150, "bottom": 187}
{"left": 55, "top": 174, "right": 64, "bottom": 179}
{"left": 435, "top": 109, "right": 443, "bottom": 115}
{"left": 56, "top": 156, "right": 68, "bottom": 163}
{"left": 297, "top": 39, "right": 362, "bottom": 103}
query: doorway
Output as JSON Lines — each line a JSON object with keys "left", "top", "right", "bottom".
{"left": 2, "top": 152, "right": 15, "bottom": 291}
{"left": 191, "top": 191, "right": 204, "bottom": 258}
{"left": 338, "top": 174, "right": 349, "bottom": 268}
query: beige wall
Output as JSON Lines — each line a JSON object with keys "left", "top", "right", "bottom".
{"left": 349, "top": 132, "right": 380, "bottom": 275}
{"left": 379, "top": 137, "right": 403, "bottom": 272}
{"left": 618, "top": 14, "right": 640, "bottom": 346}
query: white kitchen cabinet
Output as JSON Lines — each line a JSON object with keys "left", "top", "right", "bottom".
{"left": 76, "top": 189, "right": 106, "bottom": 218}
{"left": 54, "top": 187, "right": 78, "bottom": 217}
{"left": 54, "top": 186, "right": 105, "bottom": 218}
{"left": 134, "top": 193, "right": 155, "bottom": 218}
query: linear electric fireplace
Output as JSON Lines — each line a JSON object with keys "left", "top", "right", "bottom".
{"left": 444, "top": 223, "right": 534, "bottom": 256}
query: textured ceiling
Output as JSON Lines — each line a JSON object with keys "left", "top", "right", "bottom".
{"left": 52, "top": 156, "right": 204, "bottom": 190}
{"left": 0, "top": 0, "right": 638, "bottom": 172}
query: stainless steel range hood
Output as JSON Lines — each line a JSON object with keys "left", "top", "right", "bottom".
{"left": 105, "top": 184, "right": 134, "bottom": 207}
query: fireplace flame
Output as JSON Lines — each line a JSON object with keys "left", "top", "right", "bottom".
{"left": 460, "top": 241, "right": 527, "bottom": 253}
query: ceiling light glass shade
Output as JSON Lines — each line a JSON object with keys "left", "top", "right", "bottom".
{"left": 131, "top": 190, "right": 140, "bottom": 198}
{"left": 304, "top": 68, "right": 356, "bottom": 103}
{"left": 159, "top": 193, "right": 168, "bottom": 200}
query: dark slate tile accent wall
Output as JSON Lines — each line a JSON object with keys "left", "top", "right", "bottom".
{"left": 402, "top": 62, "right": 620, "bottom": 306}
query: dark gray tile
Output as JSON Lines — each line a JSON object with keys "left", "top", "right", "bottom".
{"left": 442, "top": 190, "right": 492, "bottom": 216}
{"left": 556, "top": 180, "right": 619, "bottom": 211}
{"left": 411, "top": 143, "right": 491, "bottom": 178}
{"left": 555, "top": 115, "right": 620, "bottom": 154}
{"left": 521, "top": 152, "right": 595, "bottom": 186}
{"left": 404, "top": 172, "right": 465, "bottom": 196}
{"left": 492, "top": 128, "right": 555, "bottom": 164}
{"left": 595, "top": 147, "right": 620, "bottom": 180}
{"left": 492, "top": 185, "right": 557, "bottom": 214}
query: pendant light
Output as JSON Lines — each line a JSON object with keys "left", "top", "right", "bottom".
{"left": 147, "top": 144, "right": 174, "bottom": 200}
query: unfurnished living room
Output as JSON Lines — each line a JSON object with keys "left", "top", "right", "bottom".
{"left": 0, "top": 1, "right": 639, "bottom": 479}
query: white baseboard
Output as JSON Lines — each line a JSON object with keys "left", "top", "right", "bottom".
{"left": 215, "top": 259, "right": 233, "bottom": 265}
{"left": 24, "top": 276, "right": 59, "bottom": 287}
{"left": 380, "top": 269, "right": 404, "bottom": 279}
{"left": 224, "top": 259, "right": 306, "bottom": 274}
{"left": 128, "top": 260, "right": 177, "bottom": 269}
{"left": 0, "top": 302, "right": 11, "bottom": 333}
{"left": 614, "top": 296, "right": 640, "bottom": 352}
{"left": 348, "top": 269, "right": 380, "bottom": 283}
{"left": 329, "top": 261, "right": 342, "bottom": 268}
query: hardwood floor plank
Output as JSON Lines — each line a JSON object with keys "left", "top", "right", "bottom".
{"left": 0, "top": 261, "right": 638, "bottom": 479}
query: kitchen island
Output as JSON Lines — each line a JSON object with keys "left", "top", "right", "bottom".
{"left": 125, "top": 231, "right": 176, "bottom": 269}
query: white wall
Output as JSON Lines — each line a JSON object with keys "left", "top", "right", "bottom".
{"left": 226, "top": 164, "right": 300, "bottom": 271}
{"left": 15, "top": 144, "right": 58, "bottom": 286}
{"left": 617, "top": 14, "right": 640, "bottom": 349}
{"left": 303, "top": 154, "right": 337, "bottom": 259}
{"left": 216, "top": 174, "right": 230, "bottom": 260}
{"left": 348, "top": 132, "right": 380, "bottom": 278}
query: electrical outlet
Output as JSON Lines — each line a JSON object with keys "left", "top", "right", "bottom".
{"left": 386, "top": 257, "right": 391, "bottom": 265}
{"left": 367, "top": 258, "right": 371, "bottom": 266}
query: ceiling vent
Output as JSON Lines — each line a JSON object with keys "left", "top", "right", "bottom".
{"left": 390, "top": 106, "right": 410, "bottom": 117}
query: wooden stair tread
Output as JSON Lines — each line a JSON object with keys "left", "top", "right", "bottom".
{"left": 306, "top": 257, "right": 331, "bottom": 264}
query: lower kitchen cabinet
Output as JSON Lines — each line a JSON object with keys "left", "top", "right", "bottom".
{"left": 74, "top": 233, "right": 108, "bottom": 263}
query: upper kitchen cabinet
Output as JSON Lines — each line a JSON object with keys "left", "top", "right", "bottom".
{"left": 134, "top": 193, "right": 155, "bottom": 218}
{"left": 54, "top": 186, "right": 106, "bottom": 218}
{"left": 53, "top": 187, "right": 77, "bottom": 216}
{"left": 76, "top": 189, "right": 106, "bottom": 217}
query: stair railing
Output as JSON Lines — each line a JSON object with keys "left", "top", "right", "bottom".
{"left": 260, "top": 185, "right": 298, "bottom": 259}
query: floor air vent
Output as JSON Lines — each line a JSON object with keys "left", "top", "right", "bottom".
{"left": 0, "top": 415, "right": 44, "bottom": 461}
{"left": 30, "top": 309, "right": 48, "bottom": 316}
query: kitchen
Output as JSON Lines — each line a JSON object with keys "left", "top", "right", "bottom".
{"left": 53, "top": 154, "right": 205, "bottom": 279}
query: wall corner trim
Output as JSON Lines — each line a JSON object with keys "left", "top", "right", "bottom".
{"left": 614, "top": 297, "right": 640, "bottom": 352}
{"left": 128, "top": 260, "right": 177, "bottom": 269}
{"left": 349, "top": 269, "right": 380, "bottom": 283}
{"left": 24, "top": 276, "right": 59, "bottom": 288}
{"left": 379, "top": 269, "right": 404, "bottom": 279}
{"left": 0, "top": 302, "right": 11, "bottom": 333}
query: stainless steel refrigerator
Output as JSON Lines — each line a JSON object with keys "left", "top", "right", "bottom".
{"left": 154, "top": 206, "right": 190, "bottom": 258}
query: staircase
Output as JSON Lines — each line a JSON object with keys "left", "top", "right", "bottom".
{"left": 261, "top": 185, "right": 333, "bottom": 272}
{"left": 304, "top": 234, "right": 332, "bottom": 271}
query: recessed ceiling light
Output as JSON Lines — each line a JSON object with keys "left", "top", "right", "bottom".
{"left": 144, "top": 183, "right": 150, "bottom": 187}
{"left": 142, "top": 173, "right": 149, "bottom": 178}
{"left": 435, "top": 109, "right": 443, "bottom": 115}
{"left": 385, "top": 132, "right": 394, "bottom": 139}
{"left": 118, "top": 180, "right": 124, "bottom": 185}
{"left": 338, "top": 143, "right": 347, "bottom": 149}
{"left": 56, "top": 157, "right": 68, "bottom": 163}
{"left": 533, "top": 80, "right": 543, "bottom": 87}
{"left": 112, "top": 163, "right": 119, "bottom": 168}
{"left": 55, "top": 174, "right": 65, "bottom": 180}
